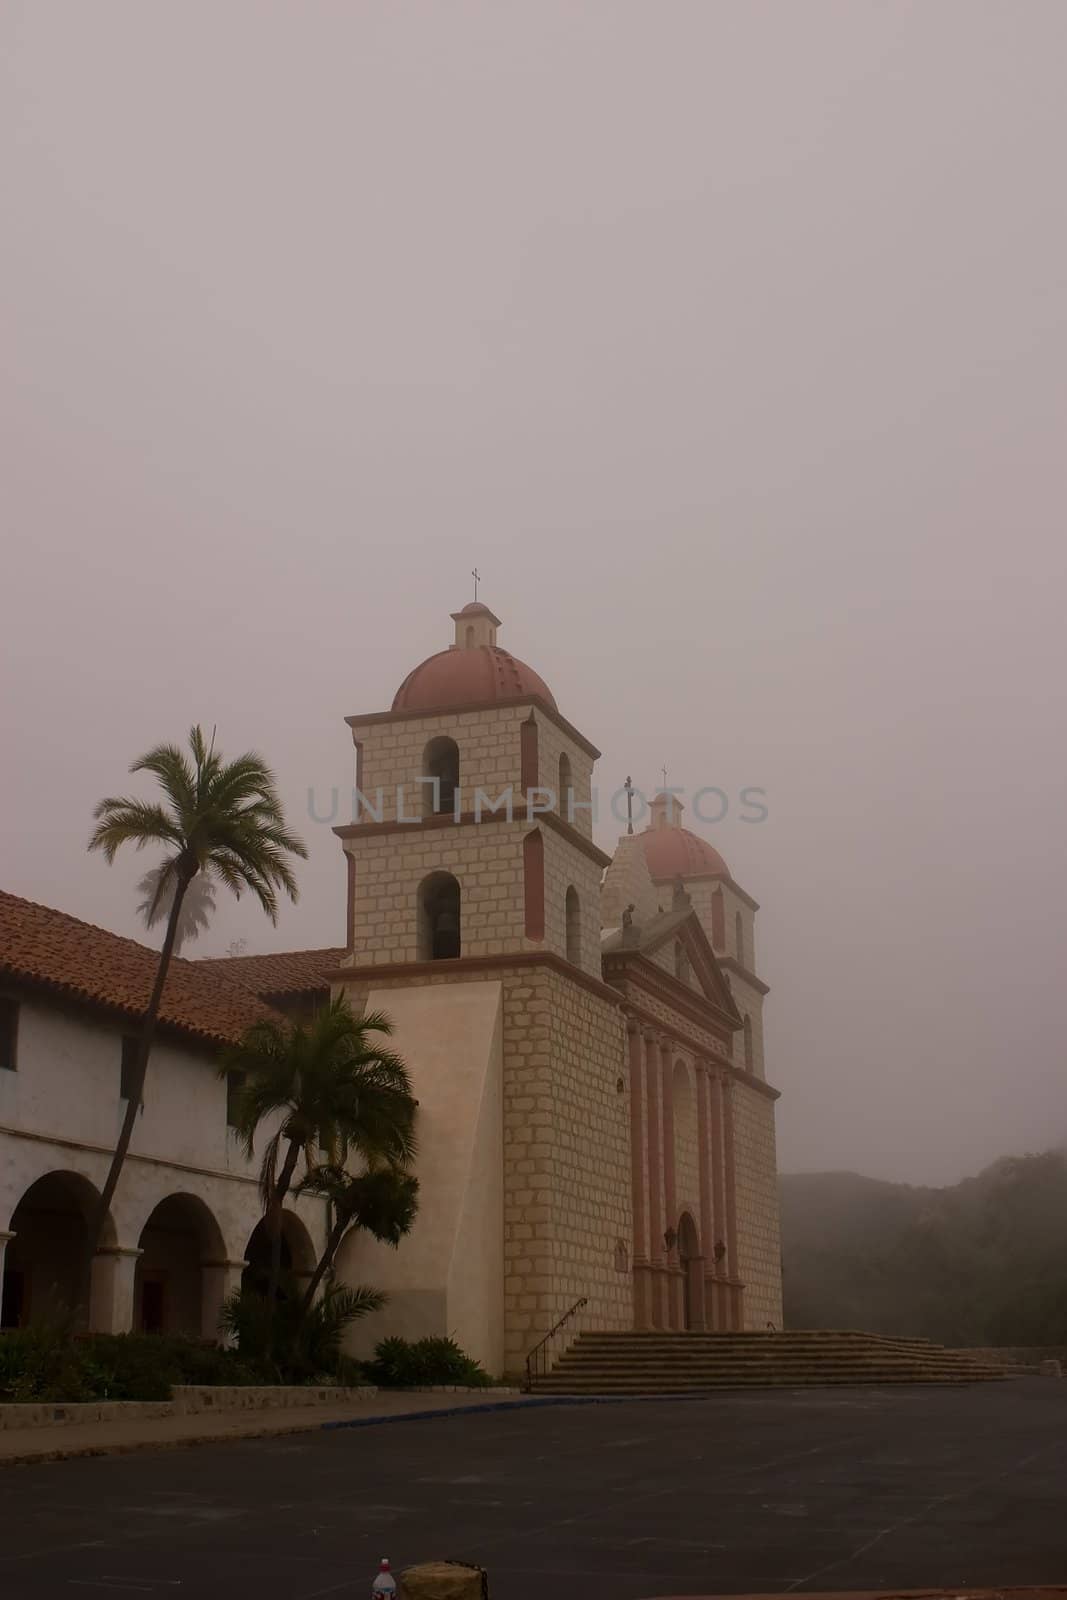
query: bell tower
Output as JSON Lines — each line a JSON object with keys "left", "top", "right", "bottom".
{"left": 329, "top": 602, "right": 633, "bottom": 1377}
{"left": 334, "top": 601, "right": 610, "bottom": 979}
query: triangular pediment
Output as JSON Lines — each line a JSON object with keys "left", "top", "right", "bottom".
{"left": 643, "top": 907, "right": 741, "bottom": 1024}
{"left": 601, "top": 898, "right": 742, "bottom": 1030}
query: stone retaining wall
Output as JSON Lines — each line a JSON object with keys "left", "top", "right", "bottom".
{"left": 0, "top": 1385, "right": 376, "bottom": 1431}
{"left": 0, "top": 1382, "right": 519, "bottom": 1431}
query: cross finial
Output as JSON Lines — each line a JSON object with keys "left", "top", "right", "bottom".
{"left": 624, "top": 775, "right": 634, "bottom": 835}
{"left": 661, "top": 764, "right": 668, "bottom": 791}
{"left": 471, "top": 567, "right": 480, "bottom": 601}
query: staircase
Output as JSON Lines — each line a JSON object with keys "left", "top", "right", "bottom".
{"left": 527, "top": 1329, "right": 1008, "bottom": 1394}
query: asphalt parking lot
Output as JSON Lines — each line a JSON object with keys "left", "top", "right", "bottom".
{"left": 2, "top": 1381, "right": 1066, "bottom": 1599}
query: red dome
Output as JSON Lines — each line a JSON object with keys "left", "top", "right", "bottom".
{"left": 639, "top": 824, "right": 729, "bottom": 882}
{"left": 392, "top": 646, "right": 557, "bottom": 713}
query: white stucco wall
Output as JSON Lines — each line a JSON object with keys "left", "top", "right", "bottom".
{"left": 0, "top": 996, "right": 325, "bottom": 1271}
{"left": 334, "top": 978, "right": 504, "bottom": 1373}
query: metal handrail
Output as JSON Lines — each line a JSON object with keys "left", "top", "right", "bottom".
{"left": 524, "top": 1295, "right": 588, "bottom": 1389}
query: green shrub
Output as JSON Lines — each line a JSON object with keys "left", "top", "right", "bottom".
{"left": 0, "top": 1286, "right": 386, "bottom": 1404}
{"left": 75, "top": 1335, "right": 257, "bottom": 1400}
{"left": 364, "top": 1335, "right": 491, "bottom": 1389}
{"left": 219, "top": 1279, "right": 385, "bottom": 1385}
{"left": 0, "top": 1325, "right": 91, "bottom": 1403}
{"left": 0, "top": 1329, "right": 258, "bottom": 1404}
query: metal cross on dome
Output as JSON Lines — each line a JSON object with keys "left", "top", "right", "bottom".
{"left": 471, "top": 567, "right": 481, "bottom": 601}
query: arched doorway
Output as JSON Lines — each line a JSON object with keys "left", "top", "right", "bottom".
{"left": 677, "top": 1211, "right": 704, "bottom": 1332}
{"left": 4, "top": 1171, "right": 115, "bottom": 1329}
{"left": 134, "top": 1194, "right": 225, "bottom": 1337}
{"left": 242, "top": 1210, "right": 316, "bottom": 1301}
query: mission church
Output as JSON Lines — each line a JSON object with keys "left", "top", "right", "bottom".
{"left": 0, "top": 600, "right": 781, "bottom": 1374}
{"left": 326, "top": 599, "right": 782, "bottom": 1370}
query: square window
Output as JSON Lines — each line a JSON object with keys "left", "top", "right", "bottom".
{"left": 0, "top": 997, "right": 18, "bottom": 1071}
{"left": 226, "top": 1069, "right": 246, "bottom": 1129}
{"left": 120, "top": 1036, "right": 140, "bottom": 1101}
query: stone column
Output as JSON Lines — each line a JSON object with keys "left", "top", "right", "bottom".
{"left": 201, "top": 1259, "right": 248, "bottom": 1344}
{"left": 643, "top": 1029, "right": 666, "bottom": 1328}
{"left": 0, "top": 1231, "right": 14, "bottom": 1328}
{"left": 708, "top": 1069, "right": 727, "bottom": 1330}
{"left": 696, "top": 1066, "right": 715, "bottom": 1331}
{"left": 89, "top": 1246, "right": 143, "bottom": 1334}
{"left": 722, "top": 1076, "right": 743, "bottom": 1330}
{"left": 659, "top": 1037, "right": 683, "bottom": 1330}
{"left": 627, "top": 1019, "right": 651, "bottom": 1329}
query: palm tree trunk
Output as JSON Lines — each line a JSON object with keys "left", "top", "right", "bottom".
{"left": 299, "top": 1214, "right": 349, "bottom": 1318}
{"left": 266, "top": 1138, "right": 303, "bottom": 1308}
{"left": 79, "top": 865, "right": 194, "bottom": 1322}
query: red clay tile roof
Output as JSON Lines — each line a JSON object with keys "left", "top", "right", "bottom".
{"left": 0, "top": 889, "right": 280, "bottom": 1047}
{"left": 192, "top": 947, "right": 344, "bottom": 999}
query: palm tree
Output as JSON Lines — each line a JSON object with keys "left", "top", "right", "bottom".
{"left": 86, "top": 725, "right": 306, "bottom": 1280}
{"left": 296, "top": 1162, "right": 419, "bottom": 1315}
{"left": 136, "top": 863, "right": 217, "bottom": 953}
{"left": 221, "top": 998, "right": 416, "bottom": 1309}
{"left": 220, "top": 1280, "right": 386, "bottom": 1384}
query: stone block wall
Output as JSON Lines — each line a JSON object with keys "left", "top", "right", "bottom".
{"left": 731, "top": 1080, "right": 782, "bottom": 1328}
{"left": 344, "top": 818, "right": 604, "bottom": 975}
{"left": 351, "top": 706, "right": 524, "bottom": 822}
{"left": 726, "top": 969, "right": 766, "bottom": 1081}
{"left": 536, "top": 968, "right": 632, "bottom": 1349}
{"left": 336, "top": 959, "right": 631, "bottom": 1373}
{"left": 541, "top": 826, "right": 603, "bottom": 979}
{"left": 600, "top": 833, "right": 660, "bottom": 930}
{"left": 345, "top": 821, "right": 530, "bottom": 964}
{"left": 529, "top": 710, "right": 596, "bottom": 840}
{"left": 348, "top": 704, "right": 595, "bottom": 836}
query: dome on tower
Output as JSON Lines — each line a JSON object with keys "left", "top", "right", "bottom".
{"left": 391, "top": 602, "right": 558, "bottom": 714}
{"left": 637, "top": 791, "right": 730, "bottom": 881}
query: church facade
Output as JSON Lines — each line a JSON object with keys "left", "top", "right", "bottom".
{"left": 0, "top": 600, "right": 781, "bottom": 1371}
{"left": 329, "top": 601, "right": 782, "bottom": 1373}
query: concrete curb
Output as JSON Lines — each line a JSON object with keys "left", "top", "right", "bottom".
{"left": 319, "top": 1390, "right": 742, "bottom": 1431}
{"left": 0, "top": 1384, "right": 382, "bottom": 1432}
{"left": 1, "top": 1389, "right": 719, "bottom": 1466}
{"left": 0, "top": 1420, "right": 336, "bottom": 1468}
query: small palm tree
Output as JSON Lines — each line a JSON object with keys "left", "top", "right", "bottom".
{"left": 220, "top": 1279, "right": 385, "bottom": 1383}
{"left": 86, "top": 725, "right": 306, "bottom": 1278}
{"left": 296, "top": 1163, "right": 419, "bottom": 1315}
{"left": 136, "top": 863, "right": 217, "bottom": 953}
{"left": 222, "top": 998, "right": 417, "bottom": 1309}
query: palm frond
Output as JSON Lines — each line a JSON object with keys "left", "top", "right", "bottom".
{"left": 89, "top": 800, "right": 184, "bottom": 861}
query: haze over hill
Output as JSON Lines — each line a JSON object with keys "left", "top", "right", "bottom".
{"left": 780, "top": 1149, "right": 1067, "bottom": 1346}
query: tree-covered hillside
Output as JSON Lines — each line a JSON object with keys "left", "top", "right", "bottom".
{"left": 781, "top": 1151, "right": 1067, "bottom": 1346}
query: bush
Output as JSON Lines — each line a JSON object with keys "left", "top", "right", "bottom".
{"left": 0, "top": 1328, "right": 258, "bottom": 1404}
{"left": 0, "top": 1324, "right": 92, "bottom": 1403}
{"left": 364, "top": 1335, "right": 491, "bottom": 1389}
{"left": 0, "top": 1283, "right": 386, "bottom": 1404}
{"left": 219, "top": 1279, "right": 385, "bottom": 1385}
{"left": 75, "top": 1334, "right": 257, "bottom": 1400}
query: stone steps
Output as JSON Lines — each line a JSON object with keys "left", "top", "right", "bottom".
{"left": 528, "top": 1329, "right": 1007, "bottom": 1394}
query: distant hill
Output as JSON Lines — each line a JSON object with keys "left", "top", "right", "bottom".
{"left": 780, "top": 1152, "right": 1067, "bottom": 1345}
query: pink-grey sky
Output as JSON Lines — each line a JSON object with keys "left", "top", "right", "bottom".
{"left": 2, "top": 2, "right": 1065, "bottom": 1185}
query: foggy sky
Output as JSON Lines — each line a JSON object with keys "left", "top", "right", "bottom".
{"left": 3, "top": 2, "right": 1065, "bottom": 1187}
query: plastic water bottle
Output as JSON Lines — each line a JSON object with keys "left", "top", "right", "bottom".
{"left": 372, "top": 1558, "right": 397, "bottom": 1600}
